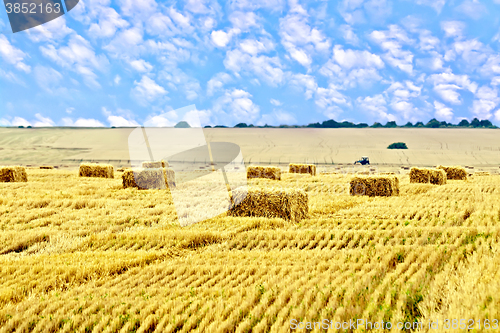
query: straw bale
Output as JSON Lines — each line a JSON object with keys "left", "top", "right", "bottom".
{"left": 39, "top": 166, "right": 54, "bottom": 169}
{"left": 247, "top": 166, "right": 281, "bottom": 180}
{"left": 0, "top": 166, "right": 28, "bottom": 182}
{"left": 142, "top": 160, "right": 169, "bottom": 168}
{"left": 437, "top": 165, "right": 467, "bottom": 180}
{"left": 228, "top": 187, "right": 308, "bottom": 222}
{"left": 122, "top": 167, "right": 176, "bottom": 189}
{"left": 79, "top": 163, "right": 114, "bottom": 178}
{"left": 475, "top": 171, "right": 490, "bottom": 176}
{"left": 350, "top": 176, "right": 399, "bottom": 197}
{"left": 289, "top": 163, "right": 316, "bottom": 176}
{"left": 410, "top": 167, "right": 446, "bottom": 185}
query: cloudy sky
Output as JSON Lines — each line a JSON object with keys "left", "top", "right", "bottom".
{"left": 1, "top": 0, "right": 500, "bottom": 127}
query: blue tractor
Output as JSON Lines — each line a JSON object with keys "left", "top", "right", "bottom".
{"left": 354, "top": 156, "right": 370, "bottom": 165}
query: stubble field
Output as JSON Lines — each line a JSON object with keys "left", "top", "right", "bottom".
{"left": 1, "top": 167, "right": 500, "bottom": 332}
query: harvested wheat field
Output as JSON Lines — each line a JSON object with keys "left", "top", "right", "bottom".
{"left": 1, "top": 167, "right": 500, "bottom": 332}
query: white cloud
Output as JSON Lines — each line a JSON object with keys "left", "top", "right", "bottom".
{"left": 88, "top": 6, "right": 129, "bottom": 38}
{"left": 143, "top": 110, "right": 179, "bottom": 127}
{"left": 239, "top": 38, "right": 274, "bottom": 55}
{"left": 332, "top": 45, "right": 384, "bottom": 69}
{"left": 356, "top": 94, "right": 396, "bottom": 122}
{"left": 117, "top": 0, "right": 158, "bottom": 18}
{"left": 369, "top": 25, "right": 414, "bottom": 74}
{"left": 229, "top": 11, "right": 260, "bottom": 31}
{"left": 340, "top": 25, "right": 360, "bottom": 45}
{"left": 102, "top": 107, "right": 139, "bottom": 127}
{"left": 1, "top": 117, "right": 32, "bottom": 127}
{"left": 159, "top": 68, "right": 200, "bottom": 100}
{"left": 434, "top": 101, "right": 454, "bottom": 121}
{"left": 470, "top": 86, "right": 500, "bottom": 119}
{"left": 40, "top": 34, "right": 109, "bottom": 88}
{"left": 114, "top": 75, "right": 121, "bottom": 85}
{"left": 0, "top": 35, "right": 31, "bottom": 72}
{"left": 62, "top": 118, "right": 106, "bottom": 127}
{"left": 128, "top": 59, "right": 154, "bottom": 72}
{"left": 413, "top": 0, "right": 447, "bottom": 13}
{"left": 289, "top": 74, "right": 318, "bottom": 100}
{"left": 279, "top": 9, "right": 330, "bottom": 68}
{"left": 34, "top": 66, "right": 64, "bottom": 93}
{"left": 441, "top": 21, "right": 465, "bottom": 39}
{"left": 207, "top": 72, "right": 232, "bottom": 96}
{"left": 224, "top": 49, "right": 284, "bottom": 86}
{"left": 429, "top": 72, "right": 478, "bottom": 104}
{"left": 212, "top": 89, "right": 260, "bottom": 124}
{"left": 257, "top": 110, "right": 296, "bottom": 126}
{"left": 34, "top": 114, "right": 55, "bottom": 127}
{"left": 103, "top": 26, "right": 144, "bottom": 57}
{"left": 229, "top": 0, "right": 285, "bottom": 11}
{"left": 131, "top": 76, "right": 167, "bottom": 105}
{"left": 456, "top": 0, "right": 486, "bottom": 20}
{"left": 26, "top": 16, "right": 74, "bottom": 42}
{"left": 270, "top": 98, "right": 282, "bottom": 106}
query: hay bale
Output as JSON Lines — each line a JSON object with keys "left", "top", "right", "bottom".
{"left": 79, "top": 163, "right": 114, "bottom": 178}
{"left": 142, "top": 160, "right": 169, "bottom": 168}
{"left": 228, "top": 187, "right": 308, "bottom": 222}
{"left": 409, "top": 167, "right": 446, "bottom": 185}
{"left": 289, "top": 163, "right": 316, "bottom": 176}
{"left": 437, "top": 165, "right": 467, "bottom": 180}
{"left": 0, "top": 166, "right": 28, "bottom": 182}
{"left": 122, "top": 167, "right": 176, "bottom": 189}
{"left": 39, "top": 166, "right": 54, "bottom": 169}
{"left": 475, "top": 171, "right": 490, "bottom": 176}
{"left": 350, "top": 176, "right": 399, "bottom": 197}
{"left": 247, "top": 166, "right": 281, "bottom": 180}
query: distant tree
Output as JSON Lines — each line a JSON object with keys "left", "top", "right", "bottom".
{"left": 27, "top": 126, "right": 32, "bottom": 128}
{"left": 425, "top": 118, "right": 441, "bottom": 128}
{"left": 387, "top": 142, "right": 408, "bottom": 149}
{"left": 458, "top": 119, "right": 470, "bottom": 127}
{"left": 470, "top": 118, "right": 481, "bottom": 127}
{"left": 214, "top": 125, "right": 228, "bottom": 128}
{"left": 175, "top": 121, "right": 191, "bottom": 128}
{"left": 234, "top": 123, "right": 248, "bottom": 128}
{"left": 385, "top": 121, "right": 398, "bottom": 128}
{"left": 480, "top": 119, "right": 493, "bottom": 128}
{"left": 18, "top": 126, "right": 24, "bottom": 128}
{"left": 403, "top": 122, "right": 414, "bottom": 127}
{"left": 371, "top": 122, "right": 383, "bottom": 128}
{"left": 248, "top": 124, "right": 255, "bottom": 127}
{"left": 415, "top": 122, "right": 424, "bottom": 127}
{"left": 439, "top": 121, "right": 448, "bottom": 127}
{"left": 307, "top": 122, "right": 322, "bottom": 128}
{"left": 356, "top": 123, "right": 369, "bottom": 128}
{"left": 204, "top": 125, "right": 212, "bottom": 128}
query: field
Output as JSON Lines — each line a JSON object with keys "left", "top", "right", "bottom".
{"left": 1, "top": 166, "right": 500, "bottom": 332}
{"left": 1, "top": 128, "right": 500, "bottom": 170}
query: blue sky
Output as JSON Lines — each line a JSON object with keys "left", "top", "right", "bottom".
{"left": 1, "top": 0, "right": 500, "bottom": 127}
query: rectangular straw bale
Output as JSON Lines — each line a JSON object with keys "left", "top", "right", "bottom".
{"left": 122, "top": 167, "right": 176, "bottom": 189}
{"left": 437, "top": 165, "right": 467, "bottom": 180}
{"left": 0, "top": 166, "right": 28, "bottom": 182}
{"left": 247, "top": 166, "right": 281, "bottom": 180}
{"left": 475, "top": 171, "right": 490, "bottom": 176}
{"left": 228, "top": 187, "right": 308, "bottom": 222}
{"left": 142, "top": 160, "right": 169, "bottom": 168}
{"left": 289, "top": 163, "right": 316, "bottom": 176}
{"left": 78, "top": 163, "right": 114, "bottom": 178}
{"left": 350, "top": 176, "right": 399, "bottom": 197}
{"left": 410, "top": 167, "right": 446, "bottom": 185}
{"left": 39, "top": 166, "right": 54, "bottom": 169}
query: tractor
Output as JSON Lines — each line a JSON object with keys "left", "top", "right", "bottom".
{"left": 354, "top": 156, "right": 370, "bottom": 165}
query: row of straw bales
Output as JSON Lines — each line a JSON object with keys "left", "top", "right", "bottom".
{"left": 349, "top": 176, "right": 399, "bottom": 197}
{"left": 247, "top": 166, "right": 281, "bottom": 180}
{"left": 78, "top": 163, "right": 114, "bottom": 179}
{"left": 122, "top": 167, "right": 176, "bottom": 190}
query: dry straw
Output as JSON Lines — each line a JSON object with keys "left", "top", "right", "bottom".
{"left": 39, "top": 166, "right": 54, "bottom": 170}
{"left": 78, "top": 163, "right": 114, "bottom": 179}
{"left": 122, "top": 167, "right": 176, "bottom": 190}
{"left": 0, "top": 166, "right": 28, "bottom": 182}
{"left": 475, "top": 171, "right": 490, "bottom": 176}
{"left": 349, "top": 175, "right": 399, "bottom": 197}
{"left": 247, "top": 166, "right": 281, "bottom": 180}
{"left": 410, "top": 167, "right": 446, "bottom": 185}
{"left": 437, "top": 165, "right": 467, "bottom": 180}
{"left": 142, "top": 160, "right": 169, "bottom": 168}
{"left": 289, "top": 163, "right": 316, "bottom": 176}
{"left": 228, "top": 187, "right": 308, "bottom": 222}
